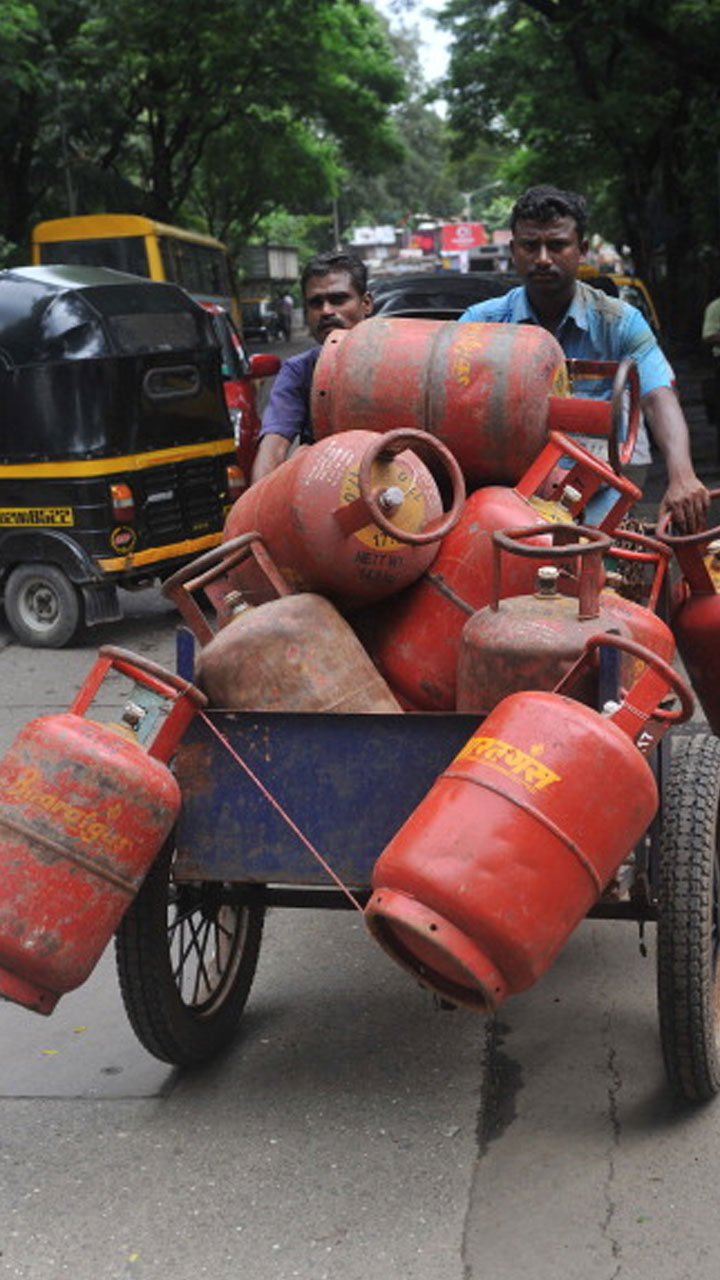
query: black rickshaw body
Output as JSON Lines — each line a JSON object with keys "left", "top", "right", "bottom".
{"left": 0, "top": 265, "right": 240, "bottom": 645}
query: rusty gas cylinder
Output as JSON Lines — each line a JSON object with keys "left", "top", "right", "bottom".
{"left": 0, "top": 650, "right": 204, "bottom": 1014}
{"left": 365, "top": 635, "right": 692, "bottom": 1013}
{"left": 222, "top": 427, "right": 464, "bottom": 608}
{"left": 456, "top": 526, "right": 632, "bottom": 713}
{"left": 658, "top": 491, "right": 720, "bottom": 734}
{"left": 356, "top": 433, "right": 640, "bottom": 712}
{"left": 164, "top": 534, "right": 402, "bottom": 712}
{"left": 312, "top": 319, "right": 640, "bottom": 487}
{"left": 599, "top": 529, "right": 675, "bottom": 677}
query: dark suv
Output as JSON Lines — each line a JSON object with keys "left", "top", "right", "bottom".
{"left": 369, "top": 271, "right": 524, "bottom": 320}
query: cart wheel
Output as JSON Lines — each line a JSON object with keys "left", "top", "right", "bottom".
{"left": 115, "top": 838, "right": 264, "bottom": 1066}
{"left": 3, "top": 563, "right": 82, "bottom": 648}
{"left": 656, "top": 732, "right": 720, "bottom": 1103}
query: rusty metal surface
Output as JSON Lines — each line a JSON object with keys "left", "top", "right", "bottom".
{"left": 0, "top": 713, "right": 179, "bottom": 1011}
{"left": 223, "top": 429, "right": 445, "bottom": 605}
{"left": 195, "top": 593, "right": 401, "bottom": 712}
{"left": 311, "top": 317, "right": 567, "bottom": 486}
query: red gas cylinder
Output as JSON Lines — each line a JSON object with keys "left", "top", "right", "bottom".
{"left": 163, "top": 534, "right": 402, "bottom": 713}
{"left": 222, "top": 427, "right": 464, "bottom": 607}
{"left": 312, "top": 317, "right": 640, "bottom": 487}
{"left": 365, "top": 635, "right": 693, "bottom": 1012}
{"left": 600, "top": 529, "right": 675, "bottom": 669}
{"left": 658, "top": 490, "right": 720, "bottom": 734}
{"left": 0, "top": 649, "right": 204, "bottom": 1014}
{"left": 358, "top": 432, "right": 641, "bottom": 712}
{"left": 456, "top": 526, "right": 631, "bottom": 713}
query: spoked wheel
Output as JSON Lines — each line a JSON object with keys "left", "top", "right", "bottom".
{"left": 656, "top": 732, "right": 720, "bottom": 1103}
{"left": 116, "top": 838, "right": 264, "bottom": 1066}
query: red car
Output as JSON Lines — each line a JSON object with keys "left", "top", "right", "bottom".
{"left": 202, "top": 303, "right": 280, "bottom": 488}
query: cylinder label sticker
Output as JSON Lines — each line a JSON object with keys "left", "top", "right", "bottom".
{"left": 340, "top": 461, "right": 426, "bottom": 549}
{"left": 454, "top": 735, "right": 561, "bottom": 792}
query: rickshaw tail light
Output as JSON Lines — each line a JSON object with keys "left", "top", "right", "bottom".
{"left": 110, "top": 482, "right": 136, "bottom": 524}
{"left": 226, "top": 464, "right": 245, "bottom": 502}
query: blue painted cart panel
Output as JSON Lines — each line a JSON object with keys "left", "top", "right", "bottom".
{"left": 174, "top": 711, "right": 479, "bottom": 885}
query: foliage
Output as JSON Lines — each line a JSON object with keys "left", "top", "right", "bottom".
{"left": 0, "top": 0, "right": 406, "bottom": 260}
{"left": 439, "top": 0, "right": 720, "bottom": 336}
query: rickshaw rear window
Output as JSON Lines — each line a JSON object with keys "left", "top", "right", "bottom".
{"left": 39, "top": 237, "right": 149, "bottom": 278}
{"left": 108, "top": 311, "right": 199, "bottom": 354}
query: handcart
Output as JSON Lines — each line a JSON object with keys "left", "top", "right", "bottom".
{"left": 113, "top": 628, "right": 720, "bottom": 1107}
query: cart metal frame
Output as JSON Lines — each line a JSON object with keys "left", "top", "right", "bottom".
{"left": 114, "top": 629, "right": 720, "bottom": 1106}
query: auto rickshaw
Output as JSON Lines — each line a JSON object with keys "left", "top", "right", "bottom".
{"left": 0, "top": 264, "right": 244, "bottom": 647}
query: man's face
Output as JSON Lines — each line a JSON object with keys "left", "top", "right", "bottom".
{"left": 510, "top": 216, "right": 588, "bottom": 309}
{"left": 303, "top": 270, "right": 373, "bottom": 343}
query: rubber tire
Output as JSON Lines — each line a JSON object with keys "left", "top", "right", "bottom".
{"left": 116, "top": 839, "right": 265, "bottom": 1066}
{"left": 3, "top": 563, "right": 82, "bottom": 648}
{"left": 656, "top": 732, "right": 720, "bottom": 1103}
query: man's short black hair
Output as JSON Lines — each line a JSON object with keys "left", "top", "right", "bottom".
{"left": 510, "top": 185, "right": 588, "bottom": 241}
{"left": 301, "top": 251, "right": 368, "bottom": 298}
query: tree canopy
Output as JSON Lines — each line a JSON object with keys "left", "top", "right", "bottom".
{"left": 439, "top": 0, "right": 720, "bottom": 336}
{"left": 0, "top": 0, "right": 406, "bottom": 260}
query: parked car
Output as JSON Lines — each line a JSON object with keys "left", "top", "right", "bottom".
{"left": 369, "top": 270, "right": 524, "bottom": 320}
{"left": 0, "top": 264, "right": 244, "bottom": 647}
{"left": 201, "top": 303, "right": 280, "bottom": 486}
{"left": 240, "top": 297, "right": 283, "bottom": 343}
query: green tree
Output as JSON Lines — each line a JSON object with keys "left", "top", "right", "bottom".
{"left": 0, "top": 0, "right": 405, "bottom": 258}
{"left": 440, "top": 0, "right": 720, "bottom": 336}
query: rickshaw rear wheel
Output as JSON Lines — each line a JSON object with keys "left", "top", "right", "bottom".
{"left": 656, "top": 732, "right": 720, "bottom": 1104}
{"left": 116, "top": 837, "right": 265, "bottom": 1066}
{"left": 4, "top": 563, "right": 82, "bottom": 647}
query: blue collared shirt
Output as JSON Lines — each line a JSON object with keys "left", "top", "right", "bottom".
{"left": 458, "top": 281, "right": 672, "bottom": 398}
{"left": 459, "top": 281, "right": 673, "bottom": 517}
{"left": 258, "top": 345, "right": 321, "bottom": 444}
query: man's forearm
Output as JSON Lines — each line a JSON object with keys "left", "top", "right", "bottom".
{"left": 642, "top": 386, "right": 695, "bottom": 475}
{"left": 642, "top": 385, "right": 709, "bottom": 531}
{"left": 250, "top": 433, "right": 292, "bottom": 484}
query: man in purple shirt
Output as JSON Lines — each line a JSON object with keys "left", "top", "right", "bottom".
{"left": 251, "top": 251, "right": 373, "bottom": 483}
{"left": 460, "top": 185, "right": 708, "bottom": 533}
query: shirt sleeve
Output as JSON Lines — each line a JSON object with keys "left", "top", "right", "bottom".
{"left": 618, "top": 308, "right": 674, "bottom": 398}
{"left": 259, "top": 349, "right": 318, "bottom": 443}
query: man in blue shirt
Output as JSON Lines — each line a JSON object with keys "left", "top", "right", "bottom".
{"left": 251, "top": 250, "right": 373, "bottom": 483}
{"left": 459, "top": 185, "right": 708, "bottom": 533}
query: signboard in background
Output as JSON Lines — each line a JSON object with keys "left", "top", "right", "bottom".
{"left": 410, "top": 232, "right": 437, "bottom": 254}
{"left": 350, "top": 225, "right": 397, "bottom": 246}
{"left": 441, "top": 222, "right": 488, "bottom": 251}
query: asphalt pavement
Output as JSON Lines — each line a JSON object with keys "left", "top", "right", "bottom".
{"left": 0, "top": 328, "right": 718, "bottom": 1280}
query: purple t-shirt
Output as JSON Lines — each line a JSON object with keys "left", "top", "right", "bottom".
{"left": 258, "top": 345, "right": 321, "bottom": 444}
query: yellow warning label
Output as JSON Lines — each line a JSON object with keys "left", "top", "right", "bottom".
{"left": 340, "top": 460, "right": 427, "bottom": 550}
{"left": 0, "top": 507, "right": 74, "bottom": 527}
{"left": 454, "top": 735, "right": 561, "bottom": 792}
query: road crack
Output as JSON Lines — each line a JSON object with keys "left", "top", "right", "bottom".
{"left": 601, "top": 1011, "right": 623, "bottom": 1278}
